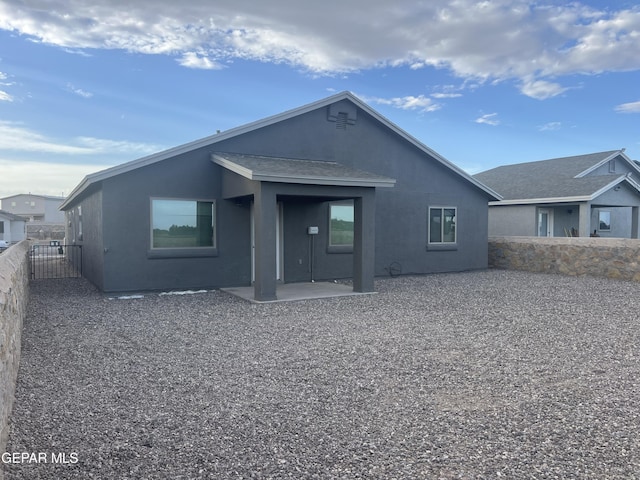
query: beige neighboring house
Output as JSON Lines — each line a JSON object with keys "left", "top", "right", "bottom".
{"left": 0, "top": 194, "right": 66, "bottom": 242}
{"left": 0, "top": 210, "right": 27, "bottom": 246}
{"left": 0, "top": 194, "right": 65, "bottom": 223}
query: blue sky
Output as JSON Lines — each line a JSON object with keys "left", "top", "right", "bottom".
{"left": 0, "top": 0, "right": 639, "bottom": 198}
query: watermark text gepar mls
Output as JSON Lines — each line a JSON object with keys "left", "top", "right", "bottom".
{"left": 2, "top": 452, "right": 78, "bottom": 464}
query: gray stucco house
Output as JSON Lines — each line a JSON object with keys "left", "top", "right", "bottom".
{"left": 474, "top": 150, "right": 640, "bottom": 238}
{"left": 60, "top": 92, "right": 499, "bottom": 300}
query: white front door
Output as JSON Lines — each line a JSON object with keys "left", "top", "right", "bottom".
{"left": 251, "top": 202, "right": 283, "bottom": 282}
{"left": 538, "top": 208, "right": 554, "bottom": 237}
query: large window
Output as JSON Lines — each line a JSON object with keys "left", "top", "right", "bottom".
{"left": 429, "top": 207, "right": 456, "bottom": 244}
{"left": 152, "top": 199, "right": 216, "bottom": 249}
{"left": 329, "top": 201, "right": 354, "bottom": 247}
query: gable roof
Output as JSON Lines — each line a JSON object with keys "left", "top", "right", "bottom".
{"left": 61, "top": 91, "right": 499, "bottom": 209}
{"left": 0, "top": 209, "right": 27, "bottom": 222}
{"left": 1, "top": 193, "right": 65, "bottom": 201}
{"left": 212, "top": 153, "right": 396, "bottom": 188}
{"left": 474, "top": 150, "right": 640, "bottom": 204}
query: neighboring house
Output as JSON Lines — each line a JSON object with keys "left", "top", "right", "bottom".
{"left": 474, "top": 150, "right": 640, "bottom": 238}
{"left": 60, "top": 91, "right": 500, "bottom": 300}
{"left": 0, "top": 194, "right": 65, "bottom": 223}
{"left": 0, "top": 210, "right": 27, "bottom": 245}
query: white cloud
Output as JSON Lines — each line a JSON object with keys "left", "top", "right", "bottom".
{"left": 0, "top": 1, "right": 639, "bottom": 99}
{"left": 0, "top": 158, "right": 111, "bottom": 197}
{"left": 364, "top": 94, "right": 440, "bottom": 112}
{"left": 74, "top": 137, "right": 165, "bottom": 155}
{"left": 0, "top": 122, "right": 93, "bottom": 154}
{"left": 431, "top": 92, "right": 462, "bottom": 99}
{"left": 475, "top": 113, "right": 500, "bottom": 126}
{"left": 615, "top": 100, "right": 640, "bottom": 113}
{"left": 178, "top": 52, "right": 224, "bottom": 70}
{"left": 521, "top": 79, "right": 568, "bottom": 100}
{"left": 0, "top": 71, "right": 14, "bottom": 101}
{"left": 538, "top": 121, "right": 562, "bottom": 131}
{"left": 0, "top": 121, "right": 163, "bottom": 155}
{"left": 67, "top": 83, "right": 93, "bottom": 98}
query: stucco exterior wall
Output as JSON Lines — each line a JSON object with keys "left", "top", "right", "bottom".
{"left": 67, "top": 189, "right": 104, "bottom": 290}
{"left": 489, "top": 236, "right": 640, "bottom": 281}
{"left": 488, "top": 205, "right": 537, "bottom": 236}
{"left": 590, "top": 206, "right": 632, "bottom": 238}
{"left": 0, "top": 241, "right": 29, "bottom": 464}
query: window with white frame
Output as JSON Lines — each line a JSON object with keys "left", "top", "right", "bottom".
{"left": 599, "top": 210, "right": 611, "bottom": 231}
{"left": 429, "top": 207, "right": 457, "bottom": 244}
{"left": 152, "top": 199, "right": 216, "bottom": 248}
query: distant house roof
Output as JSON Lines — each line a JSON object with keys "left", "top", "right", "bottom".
{"left": 212, "top": 153, "right": 396, "bottom": 188}
{"left": 1, "top": 194, "right": 65, "bottom": 201}
{"left": 61, "top": 91, "right": 500, "bottom": 210}
{"left": 474, "top": 150, "right": 640, "bottom": 204}
{"left": 0, "top": 209, "right": 27, "bottom": 221}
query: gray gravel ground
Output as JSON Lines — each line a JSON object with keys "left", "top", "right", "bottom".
{"left": 4, "top": 270, "right": 640, "bottom": 479}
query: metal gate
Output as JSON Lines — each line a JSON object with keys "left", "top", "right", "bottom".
{"left": 30, "top": 243, "right": 82, "bottom": 279}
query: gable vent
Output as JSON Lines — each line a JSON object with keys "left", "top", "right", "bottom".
{"left": 327, "top": 103, "right": 357, "bottom": 128}
{"left": 335, "top": 112, "right": 348, "bottom": 130}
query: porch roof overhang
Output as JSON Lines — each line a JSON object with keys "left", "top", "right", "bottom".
{"left": 212, "top": 153, "right": 396, "bottom": 188}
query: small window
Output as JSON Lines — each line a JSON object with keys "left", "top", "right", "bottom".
{"left": 609, "top": 160, "right": 616, "bottom": 173}
{"left": 599, "top": 210, "right": 611, "bottom": 231}
{"left": 152, "top": 199, "right": 216, "bottom": 249}
{"left": 0, "top": 222, "right": 4, "bottom": 234}
{"left": 329, "top": 201, "right": 354, "bottom": 248}
{"left": 429, "top": 207, "right": 457, "bottom": 244}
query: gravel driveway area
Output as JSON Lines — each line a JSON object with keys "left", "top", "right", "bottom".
{"left": 4, "top": 270, "right": 640, "bottom": 479}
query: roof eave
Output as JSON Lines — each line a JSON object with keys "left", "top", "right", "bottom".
{"left": 251, "top": 173, "right": 396, "bottom": 188}
{"left": 213, "top": 154, "right": 396, "bottom": 188}
{"left": 489, "top": 196, "right": 592, "bottom": 206}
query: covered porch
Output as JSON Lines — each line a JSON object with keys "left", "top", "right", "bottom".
{"left": 213, "top": 153, "right": 395, "bottom": 301}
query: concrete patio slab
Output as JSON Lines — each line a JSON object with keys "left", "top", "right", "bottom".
{"left": 220, "top": 281, "right": 376, "bottom": 303}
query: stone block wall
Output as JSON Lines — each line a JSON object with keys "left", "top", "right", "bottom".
{"left": 489, "top": 236, "right": 640, "bottom": 282}
{"left": 0, "top": 241, "right": 29, "bottom": 464}
{"left": 26, "top": 223, "right": 65, "bottom": 242}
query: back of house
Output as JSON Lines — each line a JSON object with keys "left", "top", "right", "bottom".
{"left": 61, "top": 92, "right": 499, "bottom": 297}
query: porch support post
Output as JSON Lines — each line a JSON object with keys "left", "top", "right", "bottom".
{"left": 253, "top": 183, "right": 277, "bottom": 301}
{"left": 578, "top": 202, "right": 591, "bottom": 238}
{"left": 353, "top": 189, "right": 376, "bottom": 293}
{"left": 632, "top": 207, "right": 640, "bottom": 239}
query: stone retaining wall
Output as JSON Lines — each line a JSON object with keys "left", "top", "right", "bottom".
{"left": 26, "top": 223, "right": 65, "bottom": 242}
{"left": 489, "top": 236, "right": 640, "bottom": 282}
{"left": 0, "top": 241, "right": 29, "bottom": 468}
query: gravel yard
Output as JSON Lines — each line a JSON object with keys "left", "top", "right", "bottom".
{"left": 4, "top": 270, "right": 640, "bottom": 479}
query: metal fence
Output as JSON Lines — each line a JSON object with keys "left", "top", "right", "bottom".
{"left": 30, "top": 243, "right": 82, "bottom": 280}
